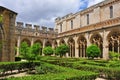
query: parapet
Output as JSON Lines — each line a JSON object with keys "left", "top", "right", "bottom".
{"left": 25, "top": 23, "right": 32, "bottom": 29}
{"left": 55, "top": 13, "right": 73, "bottom": 22}
{"left": 16, "top": 22, "right": 23, "bottom": 27}
{"left": 16, "top": 22, "right": 58, "bottom": 34}
{"left": 34, "top": 25, "right": 40, "bottom": 30}
{"left": 48, "top": 28, "right": 54, "bottom": 32}
{"left": 41, "top": 26, "right": 47, "bottom": 32}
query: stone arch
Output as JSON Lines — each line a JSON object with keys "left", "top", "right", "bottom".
{"left": 21, "top": 38, "right": 31, "bottom": 46}
{"left": 0, "top": 24, "right": 5, "bottom": 61}
{"left": 0, "top": 27, "right": 3, "bottom": 61}
{"left": 45, "top": 40, "right": 52, "bottom": 47}
{"left": 107, "top": 31, "right": 120, "bottom": 53}
{"left": 90, "top": 33, "right": 103, "bottom": 58}
{"left": 68, "top": 37, "right": 75, "bottom": 57}
{"left": 34, "top": 40, "right": 43, "bottom": 46}
{"left": 59, "top": 38, "right": 65, "bottom": 45}
{"left": 34, "top": 39, "right": 43, "bottom": 55}
{"left": 53, "top": 40, "right": 58, "bottom": 49}
{"left": 77, "top": 35, "right": 87, "bottom": 57}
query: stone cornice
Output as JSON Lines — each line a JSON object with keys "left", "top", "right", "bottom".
{"left": 58, "top": 17, "right": 120, "bottom": 38}
{"left": 55, "top": 0, "right": 120, "bottom": 23}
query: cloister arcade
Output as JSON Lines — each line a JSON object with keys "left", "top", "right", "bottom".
{"left": 15, "top": 28, "right": 120, "bottom": 60}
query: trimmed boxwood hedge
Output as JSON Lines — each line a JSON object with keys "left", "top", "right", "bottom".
{"left": 43, "top": 58, "right": 120, "bottom": 80}
{"left": 5, "top": 63, "right": 98, "bottom": 80}
{"left": 0, "top": 61, "right": 41, "bottom": 76}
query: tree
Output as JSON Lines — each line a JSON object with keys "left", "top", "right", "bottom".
{"left": 86, "top": 44, "right": 101, "bottom": 59}
{"left": 20, "top": 42, "right": 42, "bottom": 61}
{"left": 31, "top": 43, "right": 41, "bottom": 55}
{"left": 20, "top": 42, "right": 29, "bottom": 59}
{"left": 43, "top": 46, "right": 54, "bottom": 56}
{"left": 55, "top": 44, "right": 69, "bottom": 57}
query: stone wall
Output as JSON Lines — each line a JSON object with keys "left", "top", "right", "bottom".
{"left": 0, "top": 6, "right": 17, "bottom": 61}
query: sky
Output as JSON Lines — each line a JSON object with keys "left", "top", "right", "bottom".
{"left": 0, "top": 0, "right": 104, "bottom": 28}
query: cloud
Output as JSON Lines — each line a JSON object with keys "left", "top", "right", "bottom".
{"left": 0, "top": 0, "right": 105, "bottom": 28}
{"left": 0, "top": 0, "right": 80, "bottom": 28}
{"left": 87, "top": 0, "right": 104, "bottom": 7}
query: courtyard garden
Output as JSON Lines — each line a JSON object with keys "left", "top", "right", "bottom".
{"left": 0, "top": 42, "right": 120, "bottom": 80}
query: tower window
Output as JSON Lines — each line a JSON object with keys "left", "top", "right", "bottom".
{"left": 110, "top": 6, "right": 113, "bottom": 18}
{"left": 71, "top": 20, "right": 73, "bottom": 29}
{"left": 87, "top": 14, "right": 89, "bottom": 25}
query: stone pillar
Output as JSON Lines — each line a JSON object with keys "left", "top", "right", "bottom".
{"left": 103, "top": 30, "right": 109, "bottom": 60}
{"left": 86, "top": 32, "right": 91, "bottom": 47}
{"left": 64, "top": 38, "right": 69, "bottom": 57}
{"left": 31, "top": 38, "right": 34, "bottom": 46}
{"left": 74, "top": 36, "right": 79, "bottom": 58}
{"left": 16, "top": 36, "right": 20, "bottom": 56}
{"left": 52, "top": 42, "right": 55, "bottom": 56}
{"left": 42, "top": 39, "right": 46, "bottom": 56}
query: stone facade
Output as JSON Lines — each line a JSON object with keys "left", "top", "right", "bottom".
{"left": 55, "top": 0, "right": 120, "bottom": 59}
{"left": 1, "top": 0, "right": 120, "bottom": 61}
{"left": 0, "top": 6, "right": 17, "bottom": 61}
{"left": 15, "top": 22, "right": 57, "bottom": 56}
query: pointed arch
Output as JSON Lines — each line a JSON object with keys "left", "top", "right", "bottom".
{"left": 77, "top": 35, "right": 87, "bottom": 57}
{"left": 107, "top": 31, "right": 120, "bottom": 53}
{"left": 45, "top": 40, "right": 52, "bottom": 47}
{"left": 21, "top": 38, "right": 31, "bottom": 46}
{"left": 59, "top": 38, "right": 65, "bottom": 45}
{"left": 90, "top": 33, "right": 103, "bottom": 58}
{"left": 34, "top": 39, "right": 43, "bottom": 46}
{"left": 67, "top": 37, "right": 75, "bottom": 57}
{"left": 34, "top": 39, "right": 43, "bottom": 55}
{"left": 53, "top": 40, "right": 58, "bottom": 49}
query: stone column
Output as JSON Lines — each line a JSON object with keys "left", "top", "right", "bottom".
{"left": 103, "top": 30, "right": 109, "bottom": 60}
{"left": 85, "top": 32, "right": 91, "bottom": 47}
{"left": 42, "top": 39, "right": 46, "bottom": 56}
{"left": 74, "top": 36, "right": 79, "bottom": 58}
{"left": 52, "top": 42, "right": 55, "bottom": 56}
{"left": 64, "top": 38, "right": 69, "bottom": 57}
{"left": 31, "top": 38, "right": 34, "bottom": 46}
{"left": 16, "top": 36, "right": 20, "bottom": 56}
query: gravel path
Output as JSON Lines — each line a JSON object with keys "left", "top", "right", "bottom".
{"left": 95, "top": 78, "right": 106, "bottom": 80}
{"left": 0, "top": 72, "right": 29, "bottom": 79}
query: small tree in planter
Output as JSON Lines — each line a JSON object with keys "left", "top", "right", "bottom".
{"left": 43, "top": 46, "right": 54, "bottom": 56}
{"left": 55, "top": 44, "right": 69, "bottom": 57}
{"left": 86, "top": 44, "right": 101, "bottom": 59}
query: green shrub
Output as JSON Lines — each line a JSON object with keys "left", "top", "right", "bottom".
{"left": 43, "top": 46, "right": 54, "bottom": 55}
{"left": 86, "top": 44, "right": 101, "bottom": 59}
{"left": 109, "top": 51, "right": 119, "bottom": 60}
{"left": 55, "top": 44, "right": 69, "bottom": 57}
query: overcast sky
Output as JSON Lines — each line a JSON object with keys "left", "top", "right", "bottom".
{"left": 0, "top": 0, "right": 104, "bottom": 28}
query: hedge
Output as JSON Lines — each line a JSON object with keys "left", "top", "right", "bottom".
{"left": 0, "top": 61, "right": 41, "bottom": 76}
{"left": 6, "top": 63, "right": 98, "bottom": 80}
{"left": 44, "top": 59, "right": 120, "bottom": 80}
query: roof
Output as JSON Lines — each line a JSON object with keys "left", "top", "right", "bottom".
{"left": 0, "top": 6, "right": 17, "bottom": 15}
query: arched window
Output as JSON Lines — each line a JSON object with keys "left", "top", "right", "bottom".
{"left": 71, "top": 20, "right": 73, "bottom": 29}
{"left": 110, "top": 6, "right": 113, "bottom": 18}
{"left": 60, "top": 23, "right": 62, "bottom": 32}
{"left": 87, "top": 14, "right": 89, "bottom": 25}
